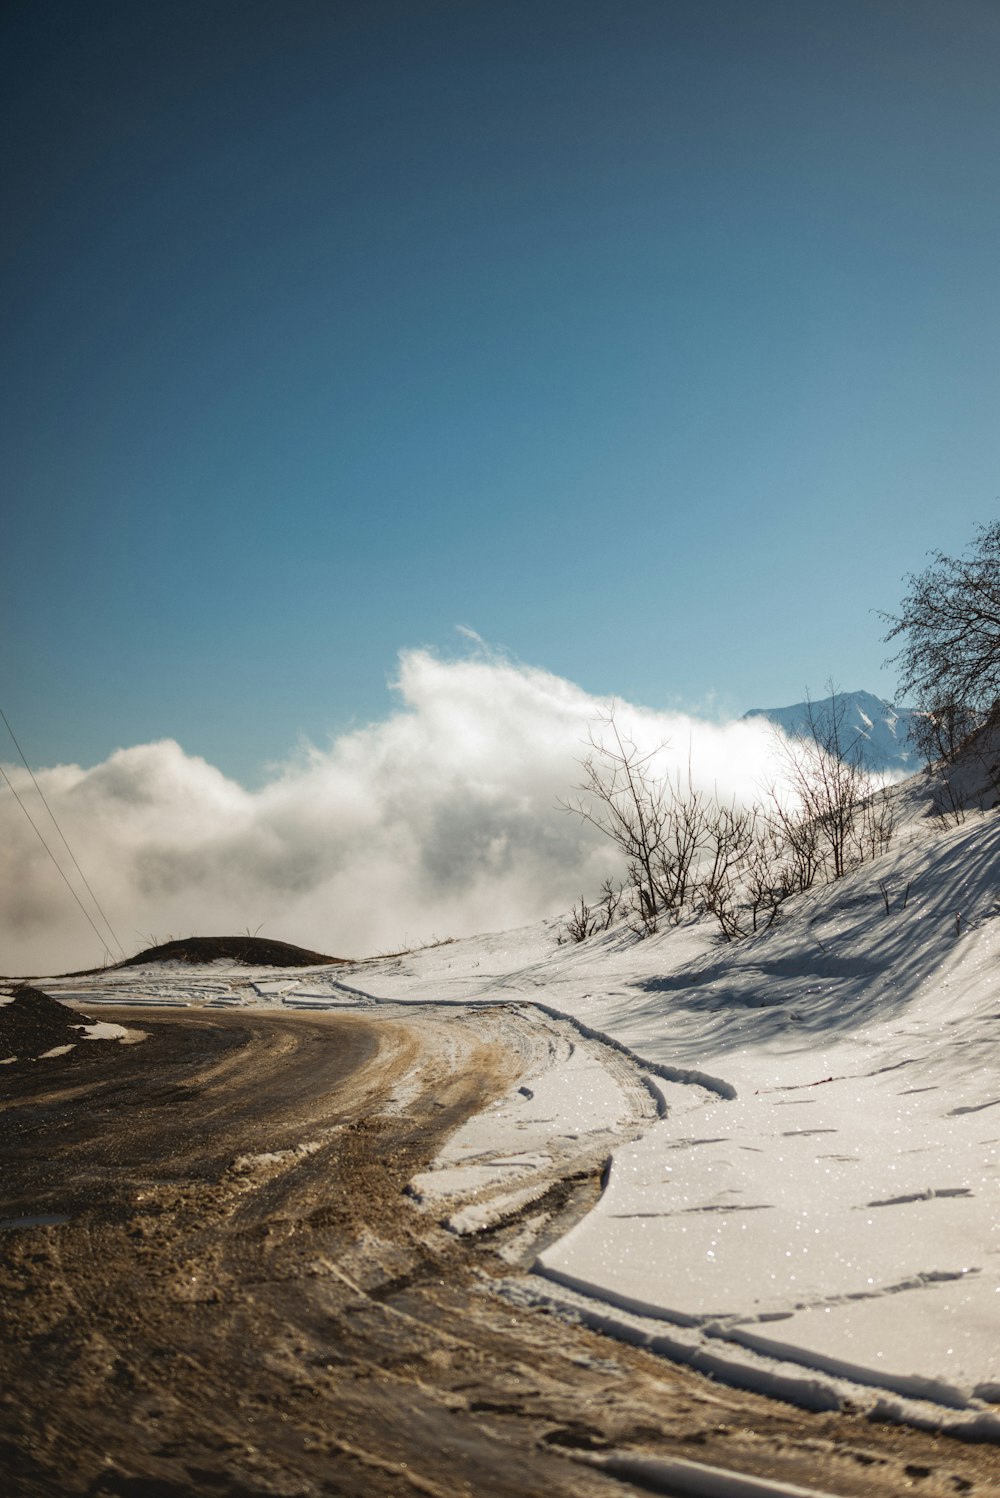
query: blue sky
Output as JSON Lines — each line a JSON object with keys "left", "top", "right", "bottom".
{"left": 3, "top": 0, "right": 1000, "bottom": 785}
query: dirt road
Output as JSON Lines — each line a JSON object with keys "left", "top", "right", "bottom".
{"left": 1, "top": 1007, "right": 996, "bottom": 1497}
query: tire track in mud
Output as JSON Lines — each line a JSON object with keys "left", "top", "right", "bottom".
{"left": 404, "top": 1002, "right": 662, "bottom": 1238}
{"left": 0, "top": 1005, "right": 996, "bottom": 1498}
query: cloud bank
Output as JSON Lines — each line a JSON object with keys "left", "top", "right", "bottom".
{"left": 1, "top": 647, "right": 786, "bottom": 975}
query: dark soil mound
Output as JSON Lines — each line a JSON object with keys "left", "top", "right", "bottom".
{"left": 113, "top": 936, "right": 348, "bottom": 969}
{"left": 0, "top": 985, "right": 93, "bottom": 1060}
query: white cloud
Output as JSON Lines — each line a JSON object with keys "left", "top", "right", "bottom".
{"left": 0, "top": 647, "right": 785, "bottom": 974}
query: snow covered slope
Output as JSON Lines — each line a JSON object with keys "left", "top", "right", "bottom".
{"left": 744, "top": 689, "right": 920, "bottom": 775}
{"left": 41, "top": 775, "right": 1000, "bottom": 1433}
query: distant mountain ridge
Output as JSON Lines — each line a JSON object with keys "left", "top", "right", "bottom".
{"left": 743, "top": 690, "right": 920, "bottom": 776}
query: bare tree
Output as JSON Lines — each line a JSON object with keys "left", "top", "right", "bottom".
{"left": 910, "top": 697, "right": 979, "bottom": 767}
{"left": 560, "top": 710, "right": 668, "bottom": 932}
{"left": 560, "top": 709, "right": 709, "bottom": 933}
{"left": 655, "top": 758, "right": 711, "bottom": 919}
{"left": 882, "top": 521, "right": 1000, "bottom": 729}
{"left": 771, "top": 688, "right": 872, "bottom": 880}
{"left": 699, "top": 802, "right": 759, "bottom": 941}
{"left": 743, "top": 821, "right": 800, "bottom": 933}
{"left": 764, "top": 777, "right": 825, "bottom": 893}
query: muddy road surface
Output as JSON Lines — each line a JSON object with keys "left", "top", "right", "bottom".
{"left": 1, "top": 1006, "right": 997, "bottom": 1498}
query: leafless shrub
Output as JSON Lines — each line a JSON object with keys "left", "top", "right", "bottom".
{"left": 560, "top": 896, "right": 599, "bottom": 944}
{"left": 763, "top": 779, "right": 825, "bottom": 893}
{"left": 563, "top": 693, "right": 900, "bottom": 947}
{"left": 597, "top": 877, "right": 626, "bottom": 928}
{"left": 560, "top": 709, "right": 710, "bottom": 934}
{"left": 773, "top": 689, "right": 873, "bottom": 880}
{"left": 699, "top": 802, "right": 760, "bottom": 941}
{"left": 558, "top": 877, "right": 627, "bottom": 945}
{"left": 657, "top": 764, "right": 712, "bottom": 918}
{"left": 560, "top": 710, "right": 666, "bottom": 933}
{"left": 743, "top": 821, "right": 801, "bottom": 933}
{"left": 854, "top": 783, "right": 898, "bottom": 864}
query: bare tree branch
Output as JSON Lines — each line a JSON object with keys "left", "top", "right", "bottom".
{"left": 882, "top": 521, "right": 1000, "bottom": 734}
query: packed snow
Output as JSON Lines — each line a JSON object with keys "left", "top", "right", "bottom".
{"left": 37, "top": 776, "right": 1000, "bottom": 1435}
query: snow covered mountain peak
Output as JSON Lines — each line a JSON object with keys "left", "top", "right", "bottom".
{"left": 743, "top": 688, "right": 919, "bottom": 775}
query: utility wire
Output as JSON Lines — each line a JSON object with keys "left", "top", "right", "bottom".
{"left": 0, "top": 708, "right": 127, "bottom": 958}
{"left": 0, "top": 760, "right": 116, "bottom": 960}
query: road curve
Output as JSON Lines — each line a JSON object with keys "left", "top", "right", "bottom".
{"left": 0, "top": 1006, "right": 995, "bottom": 1498}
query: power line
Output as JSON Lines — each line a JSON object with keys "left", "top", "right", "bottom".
{"left": 0, "top": 761, "right": 117, "bottom": 961}
{"left": 0, "top": 707, "right": 126, "bottom": 958}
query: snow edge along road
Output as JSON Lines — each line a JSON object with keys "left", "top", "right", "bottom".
{"left": 37, "top": 908, "right": 1000, "bottom": 1439}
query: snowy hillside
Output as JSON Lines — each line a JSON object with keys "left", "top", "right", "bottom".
{"left": 744, "top": 689, "right": 920, "bottom": 775}
{"left": 35, "top": 760, "right": 1000, "bottom": 1435}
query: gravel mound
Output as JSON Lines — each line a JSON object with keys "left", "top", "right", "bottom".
{"left": 0, "top": 985, "right": 94, "bottom": 1060}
